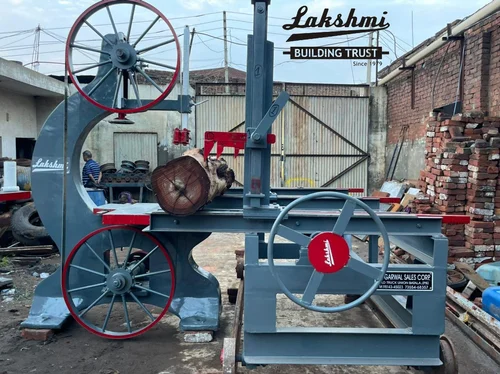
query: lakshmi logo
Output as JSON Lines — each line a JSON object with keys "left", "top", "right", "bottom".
{"left": 282, "top": 6, "right": 390, "bottom": 60}
{"left": 32, "top": 158, "right": 65, "bottom": 172}
{"left": 323, "top": 240, "right": 335, "bottom": 267}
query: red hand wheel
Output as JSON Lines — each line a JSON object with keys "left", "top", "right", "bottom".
{"left": 66, "top": 0, "right": 181, "bottom": 114}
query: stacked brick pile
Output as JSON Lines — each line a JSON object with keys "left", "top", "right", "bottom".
{"left": 416, "top": 116, "right": 500, "bottom": 267}
{"left": 418, "top": 119, "right": 470, "bottom": 251}
{"left": 463, "top": 118, "right": 500, "bottom": 266}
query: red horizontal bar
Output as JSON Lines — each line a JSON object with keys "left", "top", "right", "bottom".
{"left": 348, "top": 188, "right": 364, "bottom": 193}
{"left": 93, "top": 207, "right": 115, "bottom": 214}
{"left": 417, "top": 214, "right": 471, "bottom": 224}
{"left": 379, "top": 198, "right": 401, "bottom": 204}
{"left": 102, "top": 214, "right": 151, "bottom": 226}
{"left": 0, "top": 191, "right": 31, "bottom": 202}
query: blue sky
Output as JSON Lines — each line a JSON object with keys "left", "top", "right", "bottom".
{"left": 0, "top": 0, "right": 492, "bottom": 84}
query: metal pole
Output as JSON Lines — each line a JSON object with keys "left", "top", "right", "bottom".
{"left": 189, "top": 27, "right": 196, "bottom": 55}
{"left": 61, "top": 52, "right": 69, "bottom": 269}
{"left": 181, "top": 25, "right": 190, "bottom": 130}
{"left": 375, "top": 31, "right": 380, "bottom": 87}
{"left": 366, "top": 32, "right": 373, "bottom": 96}
{"left": 280, "top": 82, "right": 286, "bottom": 187}
{"left": 223, "top": 11, "right": 230, "bottom": 94}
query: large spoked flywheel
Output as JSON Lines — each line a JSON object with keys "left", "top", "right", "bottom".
{"left": 62, "top": 226, "right": 175, "bottom": 339}
{"left": 66, "top": 0, "right": 181, "bottom": 113}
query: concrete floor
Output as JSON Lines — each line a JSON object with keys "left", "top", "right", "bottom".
{"left": 1, "top": 233, "right": 498, "bottom": 374}
{"left": 189, "top": 233, "right": 500, "bottom": 374}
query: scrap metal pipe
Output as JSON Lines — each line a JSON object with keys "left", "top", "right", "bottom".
{"left": 378, "top": 0, "right": 500, "bottom": 86}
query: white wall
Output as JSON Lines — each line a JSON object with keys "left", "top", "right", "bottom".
{"left": 35, "top": 96, "right": 63, "bottom": 135}
{"left": 0, "top": 88, "right": 37, "bottom": 158}
{"left": 82, "top": 82, "right": 195, "bottom": 168}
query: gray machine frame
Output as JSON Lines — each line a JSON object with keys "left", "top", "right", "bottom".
{"left": 25, "top": 0, "right": 450, "bottom": 369}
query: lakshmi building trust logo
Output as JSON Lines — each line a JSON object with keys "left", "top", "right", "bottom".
{"left": 282, "top": 6, "right": 390, "bottom": 61}
{"left": 324, "top": 240, "right": 335, "bottom": 267}
{"left": 32, "top": 158, "right": 65, "bottom": 172}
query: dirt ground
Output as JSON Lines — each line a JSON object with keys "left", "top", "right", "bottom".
{"left": 0, "top": 234, "right": 499, "bottom": 374}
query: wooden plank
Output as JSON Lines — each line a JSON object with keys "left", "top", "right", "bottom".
{"left": 223, "top": 280, "right": 244, "bottom": 374}
{"left": 233, "top": 280, "right": 244, "bottom": 342}
{"left": 400, "top": 193, "right": 417, "bottom": 208}
{"left": 372, "top": 191, "right": 390, "bottom": 198}
{"left": 0, "top": 245, "right": 54, "bottom": 256}
{"left": 454, "top": 262, "right": 490, "bottom": 292}
{"left": 222, "top": 338, "right": 237, "bottom": 374}
{"left": 390, "top": 204, "right": 402, "bottom": 212}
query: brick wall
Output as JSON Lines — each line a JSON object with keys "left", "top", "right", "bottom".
{"left": 384, "top": 11, "right": 500, "bottom": 146}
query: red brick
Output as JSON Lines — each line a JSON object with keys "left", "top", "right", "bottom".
{"left": 21, "top": 329, "right": 54, "bottom": 341}
{"left": 449, "top": 247, "right": 475, "bottom": 257}
{"left": 467, "top": 221, "right": 495, "bottom": 228}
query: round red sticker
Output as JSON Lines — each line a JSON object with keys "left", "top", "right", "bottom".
{"left": 307, "top": 232, "right": 350, "bottom": 274}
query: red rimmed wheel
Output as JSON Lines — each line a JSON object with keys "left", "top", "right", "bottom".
{"left": 66, "top": 0, "right": 181, "bottom": 114}
{"left": 62, "top": 226, "right": 175, "bottom": 339}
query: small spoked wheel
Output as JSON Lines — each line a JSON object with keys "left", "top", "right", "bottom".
{"left": 268, "top": 192, "right": 391, "bottom": 313}
{"left": 66, "top": 0, "right": 181, "bottom": 113}
{"left": 416, "top": 336, "right": 458, "bottom": 374}
{"left": 429, "top": 336, "right": 458, "bottom": 374}
{"left": 62, "top": 226, "right": 175, "bottom": 339}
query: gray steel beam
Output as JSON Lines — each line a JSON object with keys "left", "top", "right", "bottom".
{"left": 124, "top": 95, "right": 192, "bottom": 112}
{"left": 209, "top": 195, "right": 383, "bottom": 210}
{"left": 225, "top": 188, "right": 354, "bottom": 196}
{"left": 370, "top": 295, "right": 412, "bottom": 328}
{"left": 148, "top": 211, "right": 443, "bottom": 235}
{"left": 243, "top": 330, "right": 441, "bottom": 366}
{"left": 244, "top": 263, "right": 436, "bottom": 297}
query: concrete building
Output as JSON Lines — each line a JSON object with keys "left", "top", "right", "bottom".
{"left": 0, "top": 58, "right": 64, "bottom": 159}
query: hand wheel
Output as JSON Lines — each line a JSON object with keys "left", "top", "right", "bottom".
{"left": 267, "top": 191, "right": 390, "bottom": 313}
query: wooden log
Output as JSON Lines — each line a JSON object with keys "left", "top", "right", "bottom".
{"left": 151, "top": 148, "right": 235, "bottom": 216}
{"left": 0, "top": 245, "right": 55, "bottom": 256}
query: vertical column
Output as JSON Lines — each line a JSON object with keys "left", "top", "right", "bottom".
{"left": 244, "top": 233, "right": 277, "bottom": 332}
{"left": 412, "top": 236, "right": 447, "bottom": 335}
{"left": 368, "top": 235, "right": 379, "bottom": 263}
{"left": 244, "top": 0, "right": 272, "bottom": 209}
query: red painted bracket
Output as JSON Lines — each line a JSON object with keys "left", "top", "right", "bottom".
{"left": 379, "top": 197, "right": 402, "bottom": 204}
{"left": 93, "top": 208, "right": 150, "bottom": 226}
{"left": 0, "top": 191, "right": 31, "bottom": 202}
{"left": 348, "top": 188, "right": 364, "bottom": 193}
{"left": 173, "top": 128, "right": 191, "bottom": 146}
{"left": 204, "top": 131, "right": 276, "bottom": 159}
{"left": 417, "top": 214, "right": 471, "bottom": 224}
{"left": 102, "top": 214, "right": 151, "bottom": 226}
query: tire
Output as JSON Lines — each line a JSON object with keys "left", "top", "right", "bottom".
{"left": 447, "top": 270, "right": 468, "bottom": 291}
{"left": 11, "top": 203, "right": 53, "bottom": 246}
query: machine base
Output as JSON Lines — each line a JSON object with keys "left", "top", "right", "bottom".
{"left": 21, "top": 296, "right": 82, "bottom": 330}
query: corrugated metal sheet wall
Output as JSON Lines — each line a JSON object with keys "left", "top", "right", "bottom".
{"left": 113, "top": 133, "right": 159, "bottom": 170}
{"left": 196, "top": 95, "right": 369, "bottom": 191}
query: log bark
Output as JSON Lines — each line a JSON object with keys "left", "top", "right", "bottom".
{"left": 152, "top": 149, "right": 235, "bottom": 216}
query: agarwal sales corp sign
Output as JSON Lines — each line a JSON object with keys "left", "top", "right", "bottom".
{"left": 282, "top": 6, "right": 390, "bottom": 61}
